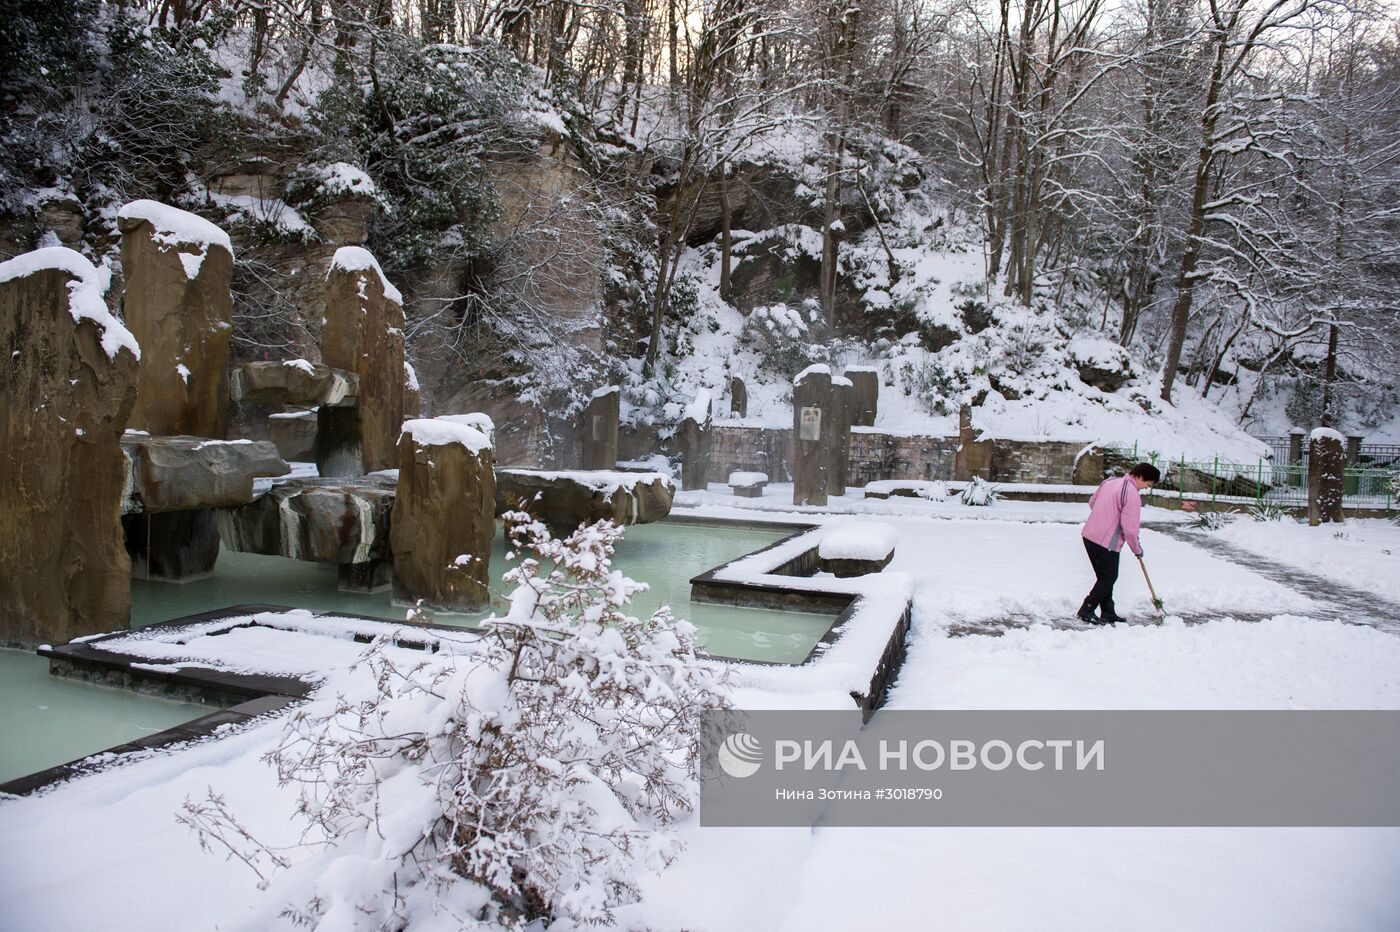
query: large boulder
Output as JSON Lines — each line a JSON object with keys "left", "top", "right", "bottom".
{"left": 219, "top": 475, "right": 397, "bottom": 591}
{"left": 1068, "top": 337, "right": 1135, "bottom": 393}
{"left": 496, "top": 469, "right": 674, "bottom": 535}
{"left": 0, "top": 248, "right": 140, "bottom": 645}
{"left": 230, "top": 360, "right": 358, "bottom": 407}
{"left": 317, "top": 247, "right": 406, "bottom": 476}
{"left": 118, "top": 200, "right": 234, "bottom": 438}
{"left": 121, "top": 434, "right": 289, "bottom": 513}
{"left": 391, "top": 416, "right": 496, "bottom": 612}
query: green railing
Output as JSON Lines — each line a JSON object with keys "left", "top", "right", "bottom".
{"left": 1107, "top": 444, "right": 1398, "bottom": 513}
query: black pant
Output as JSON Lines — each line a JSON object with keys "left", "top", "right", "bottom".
{"left": 1082, "top": 538, "right": 1120, "bottom": 617}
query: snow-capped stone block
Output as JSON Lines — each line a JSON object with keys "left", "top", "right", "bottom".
{"left": 318, "top": 246, "right": 406, "bottom": 476}
{"left": 819, "top": 522, "right": 898, "bottom": 577}
{"left": 1307, "top": 429, "right": 1345, "bottom": 525}
{"left": 1, "top": 247, "right": 139, "bottom": 645}
{"left": 729, "top": 471, "right": 768, "bottom": 498}
{"left": 497, "top": 469, "right": 673, "bottom": 534}
{"left": 680, "top": 389, "right": 714, "bottom": 492}
{"left": 229, "top": 360, "right": 358, "bottom": 407}
{"left": 392, "top": 417, "right": 496, "bottom": 611}
{"left": 845, "top": 367, "right": 879, "bottom": 426}
{"left": 220, "top": 476, "right": 396, "bottom": 573}
{"left": 119, "top": 201, "right": 234, "bottom": 437}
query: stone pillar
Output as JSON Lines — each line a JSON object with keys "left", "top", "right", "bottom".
{"left": 792, "top": 365, "right": 832, "bottom": 506}
{"left": 404, "top": 361, "right": 422, "bottom": 419}
{"left": 391, "top": 416, "right": 496, "bottom": 612}
{"left": 954, "top": 404, "right": 992, "bottom": 481}
{"left": 1345, "top": 434, "right": 1363, "bottom": 465}
{"left": 680, "top": 389, "right": 713, "bottom": 492}
{"left": 730, "top": 376, "right": 748, "bottom": 418}
{"left": 846, "top": 367, "right": 879, "bottom": 427}
{"left": 318, "top": 247, "right": 406, "bottom": 476}
{"left": 1, "top": 248, "right": 139, "bottom": 645}
{"left": 117, "top": 200, "right": 233, "bottom": 438}
{"left": 1307, "top": 429, "right": 1345, "bottom": 526}
{"left": 829, "top": 377, "right": 853, "bottom": 497}
{"left": 581, "top": 387, "right": 620, "bottom": 470}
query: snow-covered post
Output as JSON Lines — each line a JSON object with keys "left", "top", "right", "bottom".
{"left": 582, "top": 386, "right": 620, "bottom": 470}
{"left": 679, "top": 388, "right": 713, "bottom": 491}
{"left": 390, "top": 415, "right": 495, "bottom": 612}
{"left": 793, "top": 364, "right": 832, "bottom": 506}
{"left": 829, "top": 376, "right": 853, "bottom": 496}
{"left": 729, "top": 375, "right": 748, "bottom": 418}
{"left": 317, "top": 247, "right": 406, "bottom": 477}
{"left": 0, "top": 248, "right": 140, "bottom": 645}
{"left": 845, "top": 366, "right": 879, "bottom": 427}
{"left": 117, "top": 200, "right": 232, "bottom": 438}
{"left": 1307, "top": 427, "right": 1346, "bottom": 526}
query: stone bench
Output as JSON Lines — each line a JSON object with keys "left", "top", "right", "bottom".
{"left": 817, "top": 521, "right": 898, "bottom": 577}
{"left": 496, "top": 469, "right": 674, "bottom": 535}
{"left": 728, "top": 471, "right": 769, "bottom": 498}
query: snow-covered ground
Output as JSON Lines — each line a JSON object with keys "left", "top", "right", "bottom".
{"left": 2, "top": 497, "right": 1397, "bottom": 931}
{"left": 1206, "top": 517, "right": 1400, "bottom": 604}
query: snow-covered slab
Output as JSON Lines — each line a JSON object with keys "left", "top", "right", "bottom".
{"left": 818, "top": 521, "right": 898, "bottom": 562}
{"left": 497, "top": 469, "right": 675, "bottom": 529}
{"left": 729, "top": 471, "right": 769, "bottom": 488}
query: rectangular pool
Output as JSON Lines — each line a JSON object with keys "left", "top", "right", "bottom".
{"left": 132, "top": 522, "right": 831, "bottom": 664}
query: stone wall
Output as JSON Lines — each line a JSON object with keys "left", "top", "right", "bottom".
{"left": 708, "top": 424, "right": 1102, "bottom": 487}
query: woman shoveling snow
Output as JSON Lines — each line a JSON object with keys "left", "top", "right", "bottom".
{"left": 1078, "top": 462, "right": 1160, "bottom": 625}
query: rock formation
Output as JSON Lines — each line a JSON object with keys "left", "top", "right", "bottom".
{"left": 730, "top": 376, "right": 748, "bottom": 418}
{"left": 121, "top": 433, "right": 288, "bottom": 581}
{"left": 218, "top": 476, "right": 397, "bottom": 591}
{"left": 118, "top": 200, "right": 233, "bottom": 438}
{"left": 391, "top": 416, "right": 496, "bottom": 612}
{"left": 581, "top": 387, "right": 620, "bottom": 470}
{"left": 680, "top": 389, "right": 713, "bottom": 492}
{"left": 229, "top": 360, "right": 358, "bottom": 407}
{"left": 496, "top": 469, "right": 674, "bottom": 536}
{"left": 829, "top": 377, "right": 852, "bottom": 496}
{"left": 845, "top": 367, "right": 878, "bottom": 427}
{"left": 1, "top": 248, "right": 140, "bottom": 645}
{"left": 792, "top": 365, "right": 832, "bottom": 506}
{"left": 317, "top": 247, "right": 406, "bottom": 476}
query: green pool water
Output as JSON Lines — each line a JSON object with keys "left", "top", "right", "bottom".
{"left": 0, "top": 648, "right": 210, "bottom": 784}
{"left": 132, "top": 522, "right": 831, "bottom": 664}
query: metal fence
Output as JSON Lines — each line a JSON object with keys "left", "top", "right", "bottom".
{"left": 1253, "top": 435, "right": 1400, "bottom": 470}
{"left": 1108, "top": 444, "right": 1398, "bottom": 512}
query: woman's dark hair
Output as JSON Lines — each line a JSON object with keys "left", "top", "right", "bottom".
{"left": 1129, "top": 463, "right": 1162, "bottom": 482}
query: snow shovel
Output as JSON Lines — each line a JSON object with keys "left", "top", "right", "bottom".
{"left": 1136, "top": 555, "right": 1166, "bottom": 622}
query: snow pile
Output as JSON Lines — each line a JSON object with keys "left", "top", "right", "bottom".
{"left": 403, "top": 360, "right": 419, "bottom": 391}
{"left": 0, "top": 247, "right": 140, "bottom": 360}
{"left": 117, "top": 200, "right": 233, "bottom": 278}
{"left": 206, "top": 192, "right": 313, "bottom": 240}
{"left": 685, "top": 387, "right": 713, "bottom": 424}
{"left": 728, "top": 471, "right": 768, "bottom": 488}
{"left": 1310, "top": 426, "right": 1346, "bottom": 443}
{"left": 328, "top": 246, "right": 403, "bottom": 305}
{"left": 311, "top": 162, "right": 378, "bottom": 200}
{"left": 818, "top": 521, "right": 898, "bottom": 561}
{"left": 400, "top": 414, "right": 494, "bottom": 453}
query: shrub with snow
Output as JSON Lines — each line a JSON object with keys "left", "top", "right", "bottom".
{"left": 741, "top": 301, "right": 825, "bottom": 378}
{"left": 915, "top": 479, "right": 949, "bottom": 502}
{"left": 183, "top": 515, "right": 729, "bottom": 929}
{"left": 959, "top": 476, "right": 998, "bottom": 506}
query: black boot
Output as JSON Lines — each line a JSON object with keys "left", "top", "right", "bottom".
{"left": 1099, "top": 601, "right": 1128, "bottom": 625}
{"left": 1077, "top": 599, "right": 1099, "bottom": 624}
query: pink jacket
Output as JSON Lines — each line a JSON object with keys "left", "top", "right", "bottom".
{"left": 1083, "top": 475, "right": 1143, "bottom": 556}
